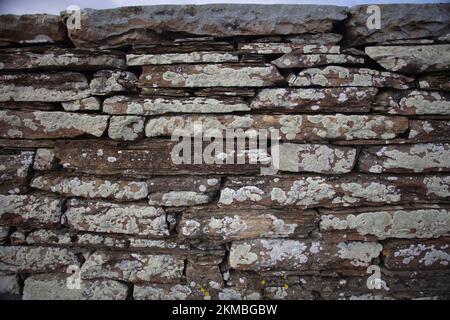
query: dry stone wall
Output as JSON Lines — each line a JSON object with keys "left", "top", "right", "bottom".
{"left": 0, "top": 3, "right": 450, "bottom": 300}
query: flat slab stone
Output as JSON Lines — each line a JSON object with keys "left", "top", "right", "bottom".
{"left": 0, "top": 14, "right": 66, "bottom": 46}
{"left": 359, "top": 143, "right": 450, "bottom": 173}
{"left": 238, "top": 43, "right": 340, "bottom": 54}
{"left": 23, "top": 274, "right": 129, "bottom": 300}
{"left": 229, "top": 239, "right": 382, "bottom": 271}
{"left": 0, "top": 246, "right": 78, "bottom": 273}
{"left": 139, "top": 64, "right": 285, "bottom": 88}
{"left": 145, "top": 114, "right": 408, "bottom": 141}
{"left": 0, "top": 48, "right": 125, "bottom": 71}
{"left": 65, "top": 5, "right": 347, "bottom": 48}
{"left": 103, "top": 96, "right": 250, "bottom": 115}
{"left": 0, "top": 72, "right": 90, "bottom": 102}
{"left": 80, "top": 251, "right": 184, "bottom": 283}
{"left": 0, "top": 193, "right": 62, "bottom": 227}
{"left": 365, "top": 45, "right": 450, "bottom": 74}
{"left": 0, "top": 110, "right": 109, "bottom": 139}
{"left": 373, "top": 90, "right": 450, "bottom": 115}
{"left": 178, "top": 208, "right": 318, "bottom": 243}
{"left": 65, "top": 199, "right": 168, "bottom": 237}
{"left": 218, "top": 174, "right": 450, "bottom": 209}
{"left": 418, "top": 74, "right": 450, "bottom": 92}
{"left": 0, "top": 151, "right": 34, "bottom": 194}
{"left": 288, "top": 66, "right": 413, "bottom": 89}
{"left": 408, "top": 120, "right": 450, "bottom": 143}
{"left": 272, "top": 53, "right": 364, "bottom": 68}
{"left": 250, "top": 87, "right": 377, "bottom": 113}
{"left": 346, "top": 4, "right": 450, "bottom": 45}
{"left": 90, "top": 70, "right": 137, "bottom": 95}
{"left": 319, "top": 204, "right": 450, "bottom": 242}
{"left": 30, "top": 174, "right": 149, "bottom": 201}
{"left": 126, "top": 52, "right": 238, "bottom": 65}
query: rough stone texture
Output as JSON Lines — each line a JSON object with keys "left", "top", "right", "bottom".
{"left": 90, "top": 70, "right": 137, "bottom": 95}
{"left": 373, "top": 90, "right": 450, "bottom": 115}
{"left": 0, "top": 14, "right": 66, "bottom": 46}
{"left": 80, "top": 251, "right": 184, "bottom": 283}
{"left": 1, "top": 4, "right": 450, "bottom": 301}
{"left": 0, "top": 110, "right": 109, "bottom": 139}
{"left": 103, "top": 96, "right": 250, "bottom": 115}
{"left": 288, "top": 66, "right": 413, "bottom": 89}
{"left": 229, "top": 239, "right": 382, "bottom": 271}
{"left": 139, "top": 64, "right": 285, "bottom": 88}
{"left": 218, "top": 175, "right": 450, "bottom": 209}
{"left": 272, "top": 53, "right": 365, "bottom": 69}
{"left": 250, "top": 87, "right": 377, "bottom": 113}
{"left": 66, "top": 5, "right": 347, "bottom": 49}
{"left": 30, "top": 174, "right": 148, "bottom": 201}
{"left": 0, "top": 73, "right": 90, "bottom": 102}
{"left": 62, "top": 97, "right": 101, "bottom": 111}
{"left": 23, "top": 274, "right": 128, "bottom": 300}
{"left": 0, "top": 48, "right": 125, "bottom": 71}
{"left": 145, "top": 114, "right": 408, "bottom": 141}
{"left": 319, "top": 205, "right": 450, "bottom": 242}
{"left": 359, "top": 143, "right": 450, "bottom": 173}
{"left": 238, "top": 43, "right": 340, "bottom": 55}
{"left": 0, "top": 246, "right": 78, "bottom": 273}
{"left": 278, "top": 144, "right": 357, "bottom": 174}
{"left": 127, "top": 52, "right": 238, "bottom": 65}
{"left": 178, "top": 208, "right": 318, "bottom": 244}
{"left": 365, "top": 45, "right": 450, "bottom": 74}
{"left": 346, "top": 4, "right": 450, "bottom": 46}
{"left": 0, "top": 193, "right": 62, "bottom": 227}
{"left": 383, "top": 239, "right": 450, "bottom": 270}
{"left": 0, "top": 151, "right": 34, "bottom": 194}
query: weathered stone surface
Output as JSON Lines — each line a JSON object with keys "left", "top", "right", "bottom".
{"left": 373, "top": 90, "right": 450, "bottom": 115}
{"left": 0, "top": 193, "right": 62, "bottom": 227}
{"left": 346, "top": 4, "right": 450, "bottom": 45}
{"left": 103, "top": 96, "right": 250, "bottom": 115}
{"left": 365, "top": 45, "right": 450, "bottom": 74}
{"left": 23, "top": 274, "right": 128, "bottom": 300}
{"left": 108, "top": 116, "right": 144, "bottom": 141}
{"left": 0, "top": 101, "right": 59, "bottom": 111}
{"left": 30, "top": 174, "right": 148, "bottom": 201}
{"left": 145, "top": 114, "right": 408, "bottom": 141}
{"left": 0, "top": 14, "right": 66, "bottom": 45}
{"left": 26, "top": 229, "right": 71, "bottom": 245}
{"left": 62, "top": 97, "right": 101, "bottom": 111}
{"left": 53, "top": 140, "right": 262, "bottom": 176}
{"left": 0, "top": 246, "right": 78, "bottom": 273}
{"left": 66, "top": 5, "right": 347, "bottom": 48}
{"left": 127, "top": 52, "right": 238, "bottom": 65}
{"left": 383, "top": 239, "right": 450, "bottom": 270}
{"left": 195, "top": 88, "right": 256, "bottom": 98}
{"left": 250, "top": 87, "right": 377, "bottom": 113}
{"left": 0, "top": 151, "right": 34, "bottom": 194}
{"left": 0, "top": 273, "right": 21, "bottom": 297}
{"left": 238, "top": 43, "right": 340, "bottom": 54}
{"left": 0, "top": 110, "right": 109, "bottom": 139}
{"left": 134, "top": 284, "right": 198, "bottom": 300}
{"left": 278, "top": 144, "right": 357, "bottom": 174}
{"left": 408, "top": 120, "right": 450, "bottom": 142}
{"left": 288, "top": 66, "right": 413, "bottom": 89}
{"left": 65, "top": 199, "right": 167, "bottom": 237}
{"left": 139, "top": 64, "right": 285, "bottom": 88}
{"left": 286, "top": 33, "right": 343, "bottom": 44}
{"left": 0, "top": 227, "right": 9, "bottom": 244}
{"left": 218, "top": 175, "right": 450, "bottom": 209}
{"left": 418, "top": 74, "right": 450, "bottom": 92}
{"left": 33, "top": 148, "right": 57, "bottom": 171}
{"left": 359, "top": 143, "right": 450, "bottom": 173}
{"left": 80, "top": 251, "right": 184, "bottom": 283}
{"left": 186, "top": 263, "right": 224, "bottom": 298}
{"left": 178, "top": 208, "right": 318, "bottom": 243}
{"left": 272, "top": 53, "right": 364, "bottom": 69}
{"left": 148, "top": 176, "right": 221, "bottom": 207}
{"left": 0, "top": 73, "right": 90, "bottom": 102}
{"left": 0, "top": 48, "right": 125, "bottom": 71}
{"left": 90, "top": 70, "right": 137, "bottom": 95}
{"left": 319, "top": 205, "right": 450, "bottom": 242}
{"left": 229, "top": 239, "right": 382, "bottom": 271}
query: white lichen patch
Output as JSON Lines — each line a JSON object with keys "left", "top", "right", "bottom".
{"left": 108, "top": 116, "right": 144, "bottom": 141}
{"left": 393, "top": 243, "right": 450, "bottom": 267}
{"left": 219, "top": 186, "right": 264, "bottom": 205}
{"left": 127, "top": 52, "right": 238, "bottom": 65}
{"left": 336, "top": 242, "right": 382, "bottom": 267}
